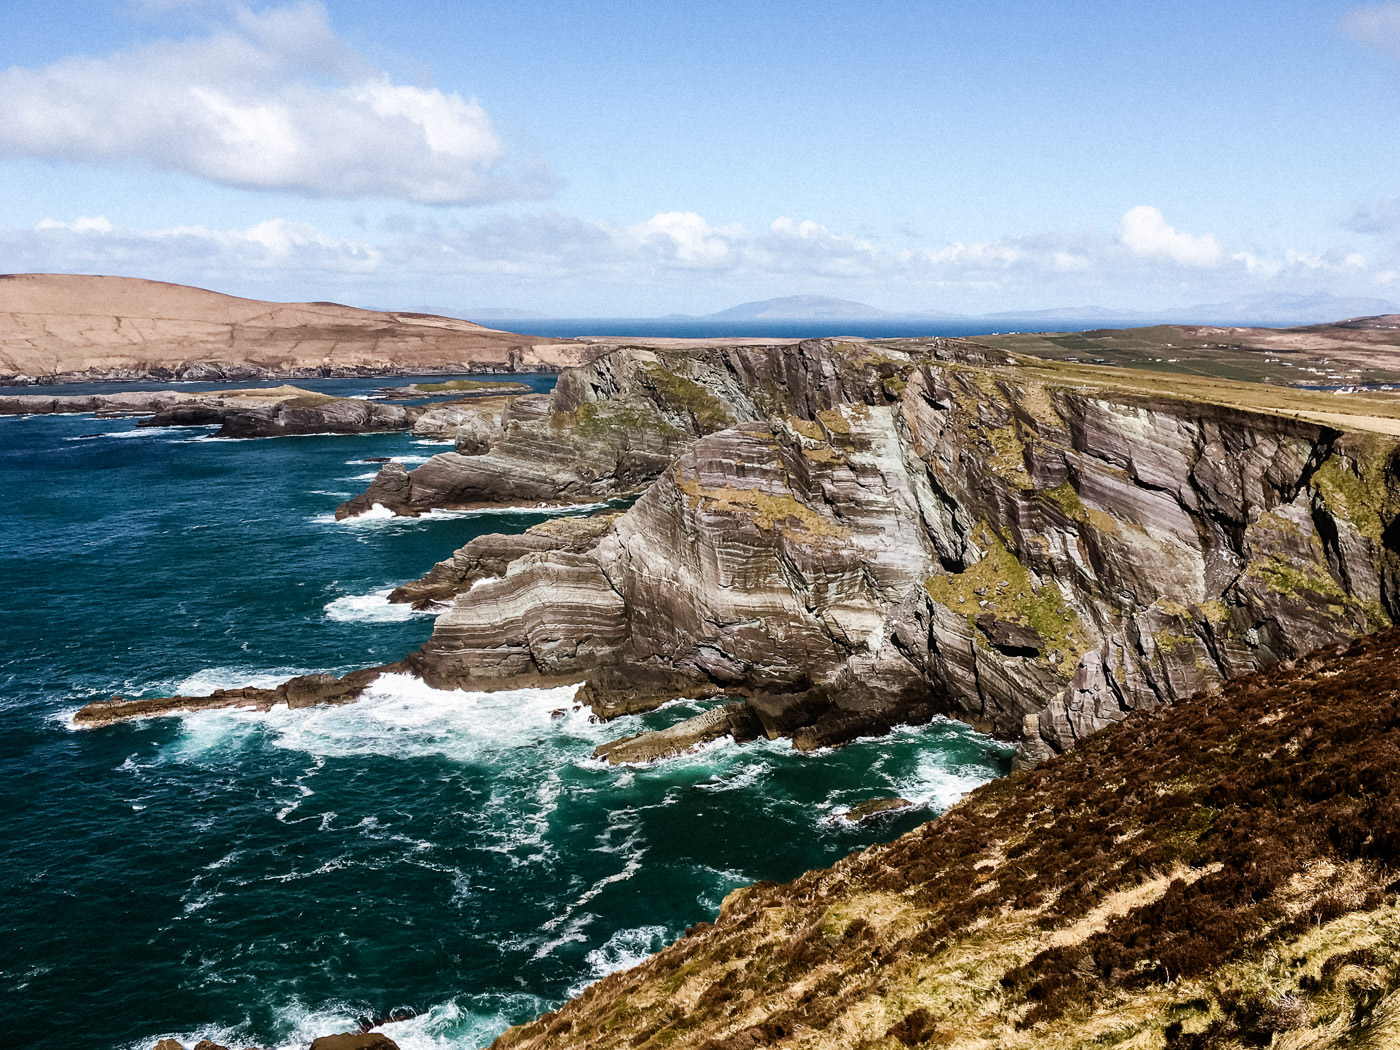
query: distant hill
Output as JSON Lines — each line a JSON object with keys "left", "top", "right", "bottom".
{"left": 704, "top": 295, "right": 891, "bottom": 321}
{"left": 1176, "top": 292, "right": 1400, "bottom": 325}
{"left": 0, "top": 274, "right": 586, "bottom": 382}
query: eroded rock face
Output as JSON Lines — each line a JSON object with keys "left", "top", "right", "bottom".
{"left": 405, "top": 341, "right": 1400, "bottom": 758}
{"left": 335, "top": 339, "right": 916, "bottom": 519}
{"left": 82, "top": 338, "right": 1400, "bottom": 761}
{"left": 892, "top": 361, "right": 1399, "bottom": 757}
{"left": 412, "top": 396, "right": 945, "bottom": 747}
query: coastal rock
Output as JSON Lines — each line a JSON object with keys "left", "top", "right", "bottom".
{"left": 82, "top": 337, "right": 1400, "bottom": 760}
{"left": 204, "top": 397, "right": 422, "bottom": 438}
{"left": 413, "top": 396, "right": 939, "bottom": 744}
{"left": 308, "top": 1036, "right": 400, "bottom": 1050}
{"left": 837, "top": 797, "right": 915, "bottom": 822}
{"left": 409, "top": 394, "right": 528, "bottom": 443}
{"left": 335, "top": 338, "right": 913, "bottom": 518}
{"left": 403, "top": 340, "right": 1400, "bottom": 756}
{"left": 73, "top": 668, "right": 388, "bottom": 727}
{"left": 389, "top": 512, "right": 623, "bottom": 607}
{"left": 592, "top": 702, "right": 760, "bottom": 764}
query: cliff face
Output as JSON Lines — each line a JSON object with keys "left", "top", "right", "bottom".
{"left": 337, "top": 338, "right": 907, "bottom": 518}
{"left": 894, "top": 359, "right": 1398, "bottom": 757}
{"left": 399, "top": 339, "right": 1400, "bottom": 757}
{"left": 488, "top": 629, "right": 1400, "bottom": 1050}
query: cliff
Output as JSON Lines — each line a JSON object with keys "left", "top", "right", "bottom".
{"left": 381, "top": 338, "right": 1400, "bottom": 759}
{"left": 489, "top": 629, "right": 1400, "bottom": 1050}
{"left": 82, "top": 335, "right": 1400, "bottom": 761}
{"left": 0, "top": 273, "right": 588, "bottom": 383}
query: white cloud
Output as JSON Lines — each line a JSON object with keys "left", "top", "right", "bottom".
{"left": 627, "top": 212, "right": 745, "bottom": 265}
{"left": 1115, "top": 205, "right": 1224, "bottom": 267}
{"left": 5, "top": 206, "right": 1393, "bottom": 314}
{"left": 0, "top": 2, "right": 542, "bottom": 203}
{"left": 1343, "top": 3, "right": 1400, "bottom": 60}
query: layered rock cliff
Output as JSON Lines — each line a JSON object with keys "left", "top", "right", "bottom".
{"left": 336, "top": 338, "right": 903, "bottom": 517}
{"left": 81, "top": 336, "right": 1400, "bottom": 761}
{"left": 394, "top": 338, "right": 1400, "bottom": 758}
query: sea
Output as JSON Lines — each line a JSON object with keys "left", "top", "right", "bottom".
{"left": 0, "top": 366, "right": 1015, "bottom": 1050}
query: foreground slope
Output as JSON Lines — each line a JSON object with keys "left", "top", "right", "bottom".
{"left": 0, "top": 273, "right": 586, "bottom": 381}
{"left": 495, "top": 630, "right": 1400, "bottom": 1050}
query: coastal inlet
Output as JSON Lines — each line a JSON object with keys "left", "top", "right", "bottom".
{"left": 0, "top": 378, "right": 1013, "bottom": 1050}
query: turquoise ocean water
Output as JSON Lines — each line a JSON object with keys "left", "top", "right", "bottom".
{"left": 0, "top": 374, "right": 1014, "bottom": 1049}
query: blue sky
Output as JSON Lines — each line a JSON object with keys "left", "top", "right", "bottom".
{"left": 2, "top": 0, "right": 1400, "bottom": 316}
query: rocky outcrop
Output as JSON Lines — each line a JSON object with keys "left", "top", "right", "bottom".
{"left": 390, "top": 512, "right": 624, "bottom": 607}
{"left": 0, "top": 385, "right": 428, "bottom": 438}
{"left": 892, "top": 359, "right": 1399, "bottom": 758}
{"left": 202, "top": 396, "right": 423, "bottom": 438}
{"left": 409, "top": 394, "right": 527, "bottom": 442}
{"left": 593, "top": 702, "right": 760, "bottom": 764}
{"left": 73, "top": 668, "right": 388, "bottom": 727}
{"left": 335, "top": 338, "right": 913, "bottom": 518}
{"left": 402, "top": 339, "right": 1400, "bottom": 759}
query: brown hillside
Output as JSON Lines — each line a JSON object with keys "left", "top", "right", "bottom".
{"left": 0, "top": 273, "right": 587, "bottom": 379}
{"left": 493, "top": 630, "right": 1400, "bottom": 1050}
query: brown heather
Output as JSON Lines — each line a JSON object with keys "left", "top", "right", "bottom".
{"left": 492, "top": 630, "right": 1400, "bottom": 1050}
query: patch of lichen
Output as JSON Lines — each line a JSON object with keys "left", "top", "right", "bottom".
{"left": 923, "top": 522, "right": 1089, "bottom": 675}
{"left": 1311, "top": 443, "right": 1399, "bottom": 543}
{"left": 675, "top": 475, "right": 849, "bottom": 540}
{"left": 1248, "top": 554, "right": 1348, "bottom": 601}
{"left": 555, "top": 400, "right": 681, "bottom": 442}
{"left": 980, "top": 421, "right": 1033, "bottom": 490}
{"left": 1043, "top": 482, "right": 1087, "bottom": 522}
{"left": 637, "top": 362, "right": 732, "bottom": 432}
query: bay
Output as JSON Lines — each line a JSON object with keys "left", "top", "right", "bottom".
{"left": 0, "top": 376, "right": 1013, "bottom": 1049}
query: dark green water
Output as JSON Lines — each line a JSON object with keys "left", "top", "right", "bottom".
{"left": 0, "top": 380, "right": 1013, "bottom": 1049}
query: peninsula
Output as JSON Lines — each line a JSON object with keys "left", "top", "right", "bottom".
{"left": 0, "top": 273, "right": 589, "bottom": 384}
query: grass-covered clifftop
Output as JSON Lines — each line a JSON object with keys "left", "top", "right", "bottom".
{"left": 493, "top": 630, "right": 1400, "bottom": 1050}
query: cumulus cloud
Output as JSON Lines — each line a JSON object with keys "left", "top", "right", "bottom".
{"left": 1115, "top": 205, "right": 1224, "bottom": 267}
{"left": 1343, "top": 3, "right": 1400, "bottom": 60}
{"left": 0, "top": 2, "right": 545, "bottom": 203}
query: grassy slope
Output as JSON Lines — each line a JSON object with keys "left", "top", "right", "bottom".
{"left": 973, "top": 320, "right": 1400, "bottom": 389}
{"left": 493, "top": 630, "right": 1400, "bottom": 1050}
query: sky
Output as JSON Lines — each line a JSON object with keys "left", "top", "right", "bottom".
{"left": 2, "top": 0, "right": 1400, "bottom": 317}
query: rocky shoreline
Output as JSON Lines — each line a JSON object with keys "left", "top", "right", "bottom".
{"left": 75, "top": 335, "right": 1400, "bottom": 770}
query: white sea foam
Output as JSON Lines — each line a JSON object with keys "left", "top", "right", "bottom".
{"left": 66, "top": 425, "right": 192, "bottom": 440}
{"left": 250, "top": 674, "right": 595, "bottom": 764}
{"left": 568, "top": 924, "right": 670, "bottom": 996}
{"left": 172, "top": 665, "right": 319, "bottom": 695}
{"left": 323, "top": 588, "right": 444, "bottom": 623}
{"left": 313, "top": 499, "right": 615, "bottom": 527}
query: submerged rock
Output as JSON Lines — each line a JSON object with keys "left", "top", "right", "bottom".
{"left": 309, "top": 1035, "right": 400, "bottom": 1050}
{"left": 836, "top": 797, "right": 915, "bottom": 823}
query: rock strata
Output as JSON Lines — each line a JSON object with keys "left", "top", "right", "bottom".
{"left": 401, "top": 339, "right": 1400, "bottom": 759}
{"left": 84, "top": 337, "right": 1400, "bottom": 765}
{"left": 335, "top": 338, "right": 909, "bottom": 518}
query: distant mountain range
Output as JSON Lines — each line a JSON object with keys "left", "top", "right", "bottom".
{"left": 465, "top": 292, "right": 1400, "bottom": 328}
